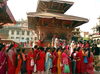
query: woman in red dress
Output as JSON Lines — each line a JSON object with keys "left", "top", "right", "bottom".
{"left": 7, "top": 44, "right": 16, "bottom": 74}
{"left": 0, "top": 44, "right": 6, "bottom": 74}
{"left": 76, "top": 47, "right": 85, "bottom": 74}
{"left": 26, "top": 48, "right": 35, "bottom": 74}
{"left": 33, "top": 45, "right": 39, "bottom": 72}
{"left": 15, "top": 48, "right": 22, "bottom": 74}
{"left": 62, "top": 49, "right": 70, "bottom": 74}
{"left": 36, "top": 47, "right": 45, "bottom": 74}
{"left": 86, "top": 50, "right": 94, "bottom": 74}
{"left": 51, "top": 48, "right": 58, "bottom": 74}
{"left": 85, "top": 41, "right": 90, "bottom": 48}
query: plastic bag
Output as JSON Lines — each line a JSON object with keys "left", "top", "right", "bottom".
{"left": 64, "top": 64, "right": 70, "bottom": 73}
{"left": 34, "top": 64, "right": 37, "bottom": 72}
{"left": 31, "top": 59, "right": 34, "bottom": 66}
{"left": 84, "top": 56, "right": 88, "bottom": 63}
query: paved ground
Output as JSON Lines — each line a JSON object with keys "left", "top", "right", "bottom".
{"left": 33, "top": 71, "right": 100, "bottom": 74}
{"left": 95, "top": 71, "right": 100, "bottom": 74}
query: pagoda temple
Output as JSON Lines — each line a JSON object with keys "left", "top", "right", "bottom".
{"left": 27, "top": 0, "right": 89, "bottom": 43}
{"left": 0, "top": 0, "right": 16, "bottom": 28}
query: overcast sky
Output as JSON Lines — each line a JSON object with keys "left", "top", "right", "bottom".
{"left": 7, "top": 0, "right": 100, "bottom": 33}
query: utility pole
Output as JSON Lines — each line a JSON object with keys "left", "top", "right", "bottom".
{"left": 98, "top": 17, "right": 100, "bottom": 26}
{"left": 97, "top": 17, "right": 100, "bottom": 33}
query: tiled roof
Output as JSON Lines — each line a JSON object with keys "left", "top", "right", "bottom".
{"left": 27, "top": 12, "right": 89, "bottom": 22}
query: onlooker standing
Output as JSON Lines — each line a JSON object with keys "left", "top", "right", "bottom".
{"left": 36, "top": 47, "right": 45, "bottom": 74}
{"left": 71, "top": 48, "right": 77, "bottom": 74}
{"left": 93, "top": 44, "right": 100, "bottom": 55}
{"left": 57, "top": 48, "right": 62, "bottom": 74}
{"left": 45, "top": 48, "right": 52, "bottom": 74}
{"left": 87, "top": 49, "right": 94, "bottom": 74}
{"left": 51, "top": 48, "right": 58, "bottom": 74}
{"left": 93, "top": 44, "right": 100, "bottom": 71}
{"left": 21, "top": 49, "right": 27, "bottom": 74}
{"left": 0, "top": 44, "right": 6, "bottom": 74}
{"left": 15, "top": 48, "right": 22, "bottom": 74}
{"left": 76, "top": 47, "right": 85, "bottom": 74}
{"left": 26, "top": 48, "right": 35, "bottom": 74}
{"left": 7, "top": 44, "right": 16, "bottom": 74}
{"left": 62, "top": 48, "right": 70, "bottom": 74}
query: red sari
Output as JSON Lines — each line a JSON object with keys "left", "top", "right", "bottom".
{"left": 62, "top": 52, "right": 69, "bottom": 74}
{"left": 0, "top": 51, "right": 6, "bottom": 74}
{"left": 26, "top": 51, "right": 35, "bottom": 74}
{"left": 76, "top": 50, "right": 85, "bottom": 74}
{"left": 86, "top": 53, "right": 94, "bottom": 74}
{"left": 15, "top": 54, "right": 22, "bottom": 74}
{"left": 7, "top": 49, "right": 16, "bottom": 74}
{"left": 51, "top": 51, "right": 58, "bottom": 73}
{"left": 85, "top": 43, "right": 90, "bottom": 48}
{"left": 37, "top": 50, "right": 45, "bottom": 71}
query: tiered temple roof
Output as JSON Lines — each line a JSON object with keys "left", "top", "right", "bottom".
{"left": 0, "top": 0, "right": 15, "bottom": 27}
{"left": 37, "top": 0, "right": 74, "bottom": 13}
{"left": 27, "top": 0, "right": 88, "bottom": 29}
{"left": 27, "top": 0, "right": 89, "bottom": 41}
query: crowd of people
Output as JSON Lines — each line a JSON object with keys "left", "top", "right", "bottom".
{"left": 0, "top": 40, "right": 100, "bottom": 74}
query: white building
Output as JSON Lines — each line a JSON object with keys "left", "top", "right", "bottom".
{"left": 0, "top": 26, "right": 38, "bottom": 43}
{"left": 9, "top": 28, "right": 37, "bottom": 43}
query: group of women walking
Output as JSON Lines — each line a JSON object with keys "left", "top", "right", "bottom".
{"left": 0, "top": 41, "right": 96, "bottom": 74}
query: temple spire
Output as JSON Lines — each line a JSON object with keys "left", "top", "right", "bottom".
{"left": 37, "top": 0, "right": 74, "bottom": 13}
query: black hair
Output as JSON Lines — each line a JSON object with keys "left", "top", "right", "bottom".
{"left": 52, "top": 47, "right": 56, "bottom": 52}
{"left": 87, "top": 48, "right": 90, "bottom": 58}
{"left": 34, "top": 45, "right": 38, "bottom": 49}
{"left": 0, "top": 43, "right": 5, "bottom": 51}
{"left": 57, "top": 47, "right": 61, "bottom": 52}
{"left": 6, "top": 44, "right": 14, "bottom": 52}
{"left": 16, "top": 48, "right": 21, "bottom": 53}
{"left": 62, "top": 48, "right": 66, "bottom": 52}
{"left": 45, "top": 47, "right": 50, "bottom": 52}
{"left": 16, "top": 48, "right": 22, "bottom": 67}
{"left": 73, "top": 48, "right": 77, "bottom": 53}
{"left": 77, "top": 47, "right": 81, "bottom": 51}
{"left": 22, "top": 49, "right": 25, "bottom": 53}
{"left": 94, "top": 44, "right": 97, "bottom": 47}
{"left": 39, "top": 47, "right": 44, "bottom": 51}
{"left": 32, "top": 48, "right": 34, "bottom": 51}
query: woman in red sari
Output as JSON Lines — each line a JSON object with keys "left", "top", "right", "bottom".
{"left": 51, "top": 48, "right": 58, "bottom": 74}
{"left": 36, "top": 47, "right": 45, "bottom": 74}
{"left": 86, "top": 49, "right": 94, "bottom": 74}
{"left": 76, "top": 47, "right": 85, "bottom": 74}
{"left": 7, "top": 44, "right": 16, "bottom": 74}
{"left": 85, "top": 41, "right": 90, "bottom": 48}
{"left": 62, "top": 48, "right": 70, "bottom": 74}
{"left": 15, "top": 48, "right": 22, "bottom": 74}
{"left": 0, "top": 44, "right": 6, "bottom": 74}
{"left": 26, "top": 48, "right": 35, "bottom": 74}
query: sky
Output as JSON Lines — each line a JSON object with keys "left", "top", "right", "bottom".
{"left": 7, "top": 0, "right": 100, "bottom": 34}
